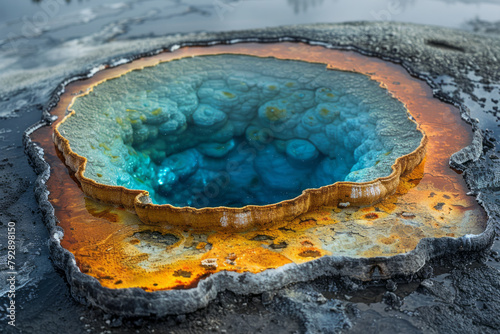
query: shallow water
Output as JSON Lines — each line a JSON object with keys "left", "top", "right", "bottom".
{"left": 2, "top": 0, "right": 500, "bottom": 76}
{"left": 2, "top": 0, "right": 500, "bottom": 40}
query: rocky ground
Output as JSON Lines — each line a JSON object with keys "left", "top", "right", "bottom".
{"left": 1, "top": 18, "right": 500, "bottom": 334}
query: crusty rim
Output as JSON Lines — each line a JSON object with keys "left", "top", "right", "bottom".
{"left": 53, "top": 52, "right": 427, "bottom": 230}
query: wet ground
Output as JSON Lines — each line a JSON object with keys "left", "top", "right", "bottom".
{"left": 1, "top": 1, "right": 500, "bottom": 333}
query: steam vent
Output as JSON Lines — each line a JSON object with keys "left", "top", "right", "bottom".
{"left": 32, "top": 43, "right": 487, "bottom": 315}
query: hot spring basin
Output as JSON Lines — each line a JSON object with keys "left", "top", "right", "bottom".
{"left": 33, "top": 42, "right": 487, "bottom": 297}
{"left": 54, "top": 53, "right": 425, "bottom": 230}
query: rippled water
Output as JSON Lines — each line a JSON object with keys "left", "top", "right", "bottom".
{"left": 2, "top": 0, "right": 500, "bottom": 65}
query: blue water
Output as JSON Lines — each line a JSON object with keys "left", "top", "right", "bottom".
{"left": 62, "top": 54, "right": 421, "bottom": 207}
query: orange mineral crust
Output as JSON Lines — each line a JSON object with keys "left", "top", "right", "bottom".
{"left": 32, "top": 43, "right": 486, "bottom": 291}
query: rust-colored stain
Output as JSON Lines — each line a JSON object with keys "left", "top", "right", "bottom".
{"left": 363, "top": 213, "right": 379, "bottom": 220}
{"left": 32, "top": 43, "right": 487, "bottom": 291}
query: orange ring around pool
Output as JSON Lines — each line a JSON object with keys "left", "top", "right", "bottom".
{"left": 32, "top": 42, "right": 486, "bottom": 291}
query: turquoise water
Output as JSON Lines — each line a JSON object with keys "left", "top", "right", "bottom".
{"left": 63, "top": 54, "right": 421, "bottom": 207}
